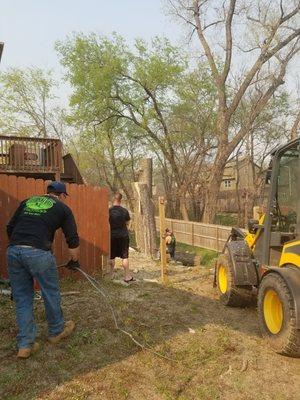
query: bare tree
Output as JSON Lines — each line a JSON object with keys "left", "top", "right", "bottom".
{"left": 168, "top": 0, "right": 300, "bottom": 222}
{"left": 0, "top": 68, "right": 65, "bottom": 139}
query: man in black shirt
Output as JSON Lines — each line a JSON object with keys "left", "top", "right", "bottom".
{"left": 7, "top": 181, "right": 80, "bottom": 358}
{"left": 109, "top": 192, "right": 134, "bottom": 282}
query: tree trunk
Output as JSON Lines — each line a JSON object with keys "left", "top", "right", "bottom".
{"left": 234, "top": 154, "right": 243, "bottom": 227}
{"left": 202, "top": 149, "right": 227, "bottom": 223}
{"left": 132, "top": 158, "right": 157, "bottom": 258}
{"left": 179, "top": 195, "right": 189, "bottom": 221}
{"left": 138, "top": 158, "right": 153, "bottom": 196}
{"left": 202, "top": 183, "right": 221, "bottom": 223}
{"left": 107, "top": 133, "right": 134, "bottom": 210}
{"left": 132, "top": 182, "right": 157, "bottom": 258}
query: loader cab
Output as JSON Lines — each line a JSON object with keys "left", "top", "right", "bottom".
{"left": 258, "top": 138, "right": 300, "bottom": 266}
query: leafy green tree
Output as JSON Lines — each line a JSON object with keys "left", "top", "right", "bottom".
{"left": 72, "top": 121, "right": 144, "bottom": 210}
{"left": 56, "top": 33, "right": 217, "bottom": 219}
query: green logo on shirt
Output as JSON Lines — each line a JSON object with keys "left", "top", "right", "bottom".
{"left": 24, "top": 196, "right": 55, "bottom": 215}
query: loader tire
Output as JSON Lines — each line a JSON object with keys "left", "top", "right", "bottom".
{"left": 216, "top": 252, "right": 254, "bottom": 307}
{"left": 258, "top": 273, "right": 300, "bottom": 357}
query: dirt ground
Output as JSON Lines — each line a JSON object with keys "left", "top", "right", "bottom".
{"left": 1, "top": 250, "right": 300, "bottom": 400}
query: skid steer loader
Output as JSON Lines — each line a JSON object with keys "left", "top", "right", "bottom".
{"left": 215, "top": 138, "right": 300, "bottom": 357}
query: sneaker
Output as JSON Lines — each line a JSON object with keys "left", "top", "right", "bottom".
{"left": 17, "top": 342, "right": 40, "bottom": 359}
{"left": 48, "top": 320, "right": 75, "bottom": 344}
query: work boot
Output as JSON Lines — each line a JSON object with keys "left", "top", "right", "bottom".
{"left": 17, "top": 342, "right": 40, "bottom": 359}
{"left": 48, "top": 320, "right": 75, "bottom": 344}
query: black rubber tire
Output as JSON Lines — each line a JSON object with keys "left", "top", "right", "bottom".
{"left": 216, "top": 252, "right": 254, "bottom": 307}
{"left": 258, "top": 273, "right": 300, "bottom": 357}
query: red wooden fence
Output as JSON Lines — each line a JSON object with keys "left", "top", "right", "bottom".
{"left": 0, "top": 175, "right": 109, "bottom": 278}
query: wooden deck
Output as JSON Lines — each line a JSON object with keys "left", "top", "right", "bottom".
{"left": 0, "top": 136, "right": 62, "bottom": 177}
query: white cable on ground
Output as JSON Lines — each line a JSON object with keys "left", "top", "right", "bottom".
{"left": 75, "top": 267, "right": 178, "bottom": 363}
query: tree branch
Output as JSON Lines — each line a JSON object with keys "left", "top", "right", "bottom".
{"left": 221, "top": 0, "right": 236, "bottom": 84}
{"left": 229, "top": 3, "right": 300, "bottom": 119}
{"left": 193, "top": 0, "right": 221, "bottom": 84}
{"left": 229, "top": 44, "right": 299, "bottom": 152}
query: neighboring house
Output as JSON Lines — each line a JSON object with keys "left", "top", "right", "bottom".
{"left": 0, "top": 135, "right": 83, "bottom": 184}
{"left": 220, "top": 156, "right": 258, "bottom": 192}
{"left": 153, "top": 157, "right": 258, "bottom": 195}
{"left": 151, "top": 156, "right": 263, "bottom": 216}
{"left": 218, "top": 156, "right": 265, "bottom": 213}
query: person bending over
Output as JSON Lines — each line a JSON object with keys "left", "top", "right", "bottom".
{"left": 7, "top": 181, "right": 80, "bottom": 359}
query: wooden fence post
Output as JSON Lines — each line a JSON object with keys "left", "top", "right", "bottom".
{"left": 191, "top": 222, "right": 194, "bottom": 246}
{"left": 158, "top": 196, "right": 168, "bottom": 284}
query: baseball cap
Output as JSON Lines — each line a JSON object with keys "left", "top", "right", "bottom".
{"left": 47, "top": 181, "right": 68, "bottom": 195}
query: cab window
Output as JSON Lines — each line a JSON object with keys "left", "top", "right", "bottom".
{"left": 275, "top": 148, "right": 299, "bottom": 233}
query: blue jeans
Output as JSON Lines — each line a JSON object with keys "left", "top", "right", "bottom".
{"left": 7, "top": 245, "right": 64, "bottom": 349}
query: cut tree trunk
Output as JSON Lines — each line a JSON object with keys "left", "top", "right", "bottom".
{"left": 138, "top": 158, "right": 153, "bottom": 197}
{"left": 132, "top": 182, "right": 157, "bottom": 258}
{"left": 132, "top": 158, "right": 157, "bottom": 258}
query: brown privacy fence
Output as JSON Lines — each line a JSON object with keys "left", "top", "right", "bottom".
{"left": 0, "top": 175, "right": 109, "bottom": 278}
{"left": 155, "top": 217, "right": 232, "bottom": 252}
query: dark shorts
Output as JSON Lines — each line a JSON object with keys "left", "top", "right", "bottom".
{"left": 110, "top": 236, "right": 129, "bottom": 259}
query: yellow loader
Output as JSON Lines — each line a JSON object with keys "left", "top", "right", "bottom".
{"left": 215, "top": 138, "right": 300, "bottom": 357}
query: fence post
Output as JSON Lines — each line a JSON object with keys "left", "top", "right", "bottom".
{"left": 216, "top": 226, "right": 219, "bottom": 252}
{"left": 158, "top": 196, "right": 168, "bottom": 284}
{"left": 191, "top": 222, "right": 194, "bottom": 246}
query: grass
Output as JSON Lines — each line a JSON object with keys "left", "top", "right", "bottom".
{"left": 1, "top": 252, "right": 300, "bottom": 400}
{"left": 214, "top": 212, "right": 238, "bottom": 226}
{"left": 175, "top": 242, "right": 218, "bottom": 267}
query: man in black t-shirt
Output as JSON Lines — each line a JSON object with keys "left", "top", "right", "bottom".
{"left": 6, "top": 181, "right": 80, "bottom": 359}
{"left": 109, "top": 192, "right": 134, "bottom": 282}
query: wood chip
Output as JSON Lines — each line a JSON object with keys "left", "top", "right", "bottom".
{"left": 240, "top": 359, "right": 249, "bottom": 372}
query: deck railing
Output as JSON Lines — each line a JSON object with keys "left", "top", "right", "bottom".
{"left": 0, "top": 136, "right": 62, "bottom": 174}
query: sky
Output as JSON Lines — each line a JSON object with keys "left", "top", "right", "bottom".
{"left": 0, "top": 0, "right": 182, "bottom": 74}
{"left": 0, "top": 0, "right": 299, "bottom": 99}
